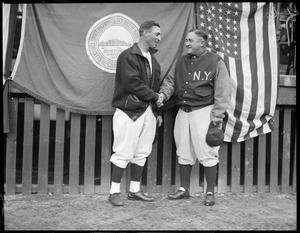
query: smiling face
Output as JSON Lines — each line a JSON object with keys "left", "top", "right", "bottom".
{"left": 144, "top": 26, "right": 161, "bottom": 49}
{"left": 185, "top": 31, "right": 206, "bottom": 55}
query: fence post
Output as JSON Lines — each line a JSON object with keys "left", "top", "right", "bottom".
{"left": 270, "top": 108, "right": 280, "bottom": 192}
{"left": 217, "top": 142, "right": 228, "bottom": 193}
{"left": 100, "top": 116, "right": 112, "bottom": 194}
{"left": 22, "top": 98, "right": 34, "bottom": 195}
{"left": 161, "top": 109, "right": 173, "bottom": 193}
{"left": 292, "top": 132, "right": 296, "bottom": 192}
{"left": 190, "top": 163, "right": 200, "bottom": 194}
{"left": 244, "top": 138, "right": 254, "bottom": 193}
{"left": 54, "top": 108, "right": 65, "bottom": 195}
{"left": 147, "top": 142, "right": 158, "bottom": 195}
{"left": 257, "top": 134, "right": 267, "bottom": 192}
{"left": 37, "top": 103, "right": 50, "bottom": 194}
{"left": 69, "top": 113, "right": 81, "bottom": 194}
{"left": 5, "top": 98, "right": 18, "bottom": 195}
{"left": 84, "top": 115, "right": 96, "bottom": 194}
{"left": 281, "top": 108, "right": 291, "bottom": 192}
{"left": 231, "top": 142, "right": 241, "bottom": 192}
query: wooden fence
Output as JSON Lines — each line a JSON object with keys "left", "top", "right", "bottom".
{"left": 3, "top": 76, "right": 296, "bottom": 195}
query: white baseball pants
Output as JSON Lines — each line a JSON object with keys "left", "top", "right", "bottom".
{"left": 110, "top": 106, "right": 156, "bottom": 168}
{"left": 174, "top": 104, "right": 220, "bottom": 167}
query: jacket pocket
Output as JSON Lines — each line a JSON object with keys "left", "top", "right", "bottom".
{"left": 194, "top": 86, "right": 213, "bottom": 97}
{"left": 124, "top": 94, "right": 148, "bottom": 110}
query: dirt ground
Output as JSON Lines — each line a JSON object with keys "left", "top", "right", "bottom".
{"left": 4, "top": 191, "right": 297, "bottom": 231}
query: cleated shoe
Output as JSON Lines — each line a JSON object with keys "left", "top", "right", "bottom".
{"left": 108, "top": 193, "right": 124, "bottom": 206}
{"left": 127, "top": 191, "right": 154, "bottom": 202}
{"left": 168, "top": 189, "right": 190, "bottom": 200}
{"left": 204, "top": 192, "right": 215, "bottom": 206}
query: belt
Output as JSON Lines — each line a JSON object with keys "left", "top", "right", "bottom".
{"left": 180, "top": 105, "right": 202, "bottom": 113}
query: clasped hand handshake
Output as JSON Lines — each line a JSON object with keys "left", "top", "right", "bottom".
{"left": 156, "top": 93, "right": 165, "bottom": 107}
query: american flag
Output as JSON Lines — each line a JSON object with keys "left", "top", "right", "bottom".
{"left": 196, "top": 2, "right": 278, "bottom": 142}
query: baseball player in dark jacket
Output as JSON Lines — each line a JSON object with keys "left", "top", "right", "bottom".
{"left": 159, "top": 29, "right": 232, "bottom": 206}
{"left": 109, "top": 21, "right": 164, "bottom": 206}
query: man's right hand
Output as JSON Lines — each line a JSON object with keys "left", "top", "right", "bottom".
{"left": 156, "top": 93, "right": 165, "bottom": 107}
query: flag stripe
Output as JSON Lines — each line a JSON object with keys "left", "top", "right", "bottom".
{"left": 262, "top": 3, "right": 272, "bottom": 117}
{"left": 232, "top": 59, "right": 245, "bottom": 141}
{"left": 253, "top": 3, "right": 271, "bottom": 138}
{"left": 247, "top": 2, "right": 259, "bottom": 138}
{"left": 224, "top": 56, "right": 238, "bottom": 140}
{"left": 254, "top": 3, "right": 266, "bottom": 135}
{"left": 268, "top": 3, "right": 279, "bottom": 117}
{"left": 234, "top": 2, "right": 251, "bottom": 141}
{"left": 244, "top": 2, "right": 260, "bottom": 140}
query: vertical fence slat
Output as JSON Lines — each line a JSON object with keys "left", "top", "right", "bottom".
{"left": 147, "top": 142, "right": 158, "bottom": 195}
{"left": 292, "top": 131, "right": 296, "bottom": 192}
{"left": 244, "top": 138, "right": 254, "bottom": 193}
{"left": 100, "top": 116, "right": 112, "bottom": 194}
{"left": 162, "top": 109, "right": 173, "bottom": 193}
{"left": 54, "top": 108, "right": 65, "bottom": 195}
{"left": 202, "top": 165, "right": 207, "bottom": 193}
{"left": 231, "top": 142, "right": 241, "bottom": 192}
{"left": 174, "top": 157, "right": 180, "bottom": 192}
{"left": 190, "top": 163, "right": 200, "bottom": 194}
{"left": 217, "top": 142, "right": 228, "bottom": 193}
{"left": 121, "top": 164, "right": 131, "bottom": 194}
{"left": 270, "top": 108, "right": 279, "bottom": 192}
{"left": 257, "top": 134, "right": 266, "bottom": 192}
{"left": 37, "top": 103, "right": 50, "bottom": 194}
{"left": 22, "top": 98, "right": 34, "bottom": 194}
{"left": 69, "top": 113, "right": 81, "bottom": 194}
{"left": 84, "top": 115, "right": 96, "bottom": 194}
{"left": 5, "top": 98, "right": 18, "bottom": 195}
{"left": 281, "top": 108, "right": 291, "bottom": 192}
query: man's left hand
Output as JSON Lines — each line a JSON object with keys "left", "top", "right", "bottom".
{"left": 213, "top": 120, "right": 222, "bottom": 129}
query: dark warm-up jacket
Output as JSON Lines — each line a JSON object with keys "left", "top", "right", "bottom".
{"left": 175, "top": 51, "right": 232, "bottom": 121}
{"left": 160, "top": 50, "right": 232, "bottom": 122}
{"left": 112, "top": 43, "right": 162, "bottom": 121}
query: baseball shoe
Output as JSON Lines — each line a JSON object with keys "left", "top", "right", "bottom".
{"left": 127, "top": 191, "right": 154, "bottom": 202}
{"left": 108, "top": 193, "right": 124, "bottom": 206}
{"left": 168, "top": 189, "right": 190, "bottom": 200}
{"left": 204, "top": 192, "right": 215, "bottom": 206}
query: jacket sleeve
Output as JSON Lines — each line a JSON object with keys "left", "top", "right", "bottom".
{"left": 159, "top": 62, "right": 175, "bottom": 102}
{"left": 211, "top": 59, "right": 232, "bottom": 122}
{"left": 120, "top": 54, "right": 159, "bottom": 102}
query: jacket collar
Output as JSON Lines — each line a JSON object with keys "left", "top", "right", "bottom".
{"left": 131, "top": 43, "right": 158, "bottom": 56}
{"left": 185, "top": 49, "right": 208, "bottom": 60}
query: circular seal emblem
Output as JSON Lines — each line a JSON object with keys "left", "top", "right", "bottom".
{"left": 86, "top": 13, "right": 140, "bottom": 73}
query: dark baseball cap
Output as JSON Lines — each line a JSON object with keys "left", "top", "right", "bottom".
{"left": 206, "top": 121, "right": 224, "bottom": 147}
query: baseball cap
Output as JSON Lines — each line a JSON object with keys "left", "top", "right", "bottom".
{"left": 206, "top": 121, "right": 224, "bottom": 147}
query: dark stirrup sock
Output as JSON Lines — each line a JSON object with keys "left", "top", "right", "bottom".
{"left": 130, "top": 163, "right": 144, "bottom": 182}
{"left": 111, "top": 164, "right": 125, "bottom": 183}
{"left": 204, "top": 165, "right": 217, "bottom": 193}
{"left": 179, "top": 164, "right": 192, "bottom": 191}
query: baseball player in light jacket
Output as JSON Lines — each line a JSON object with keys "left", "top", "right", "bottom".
{"left": 158, "top": 29, "right": 232, "bottom": 206}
